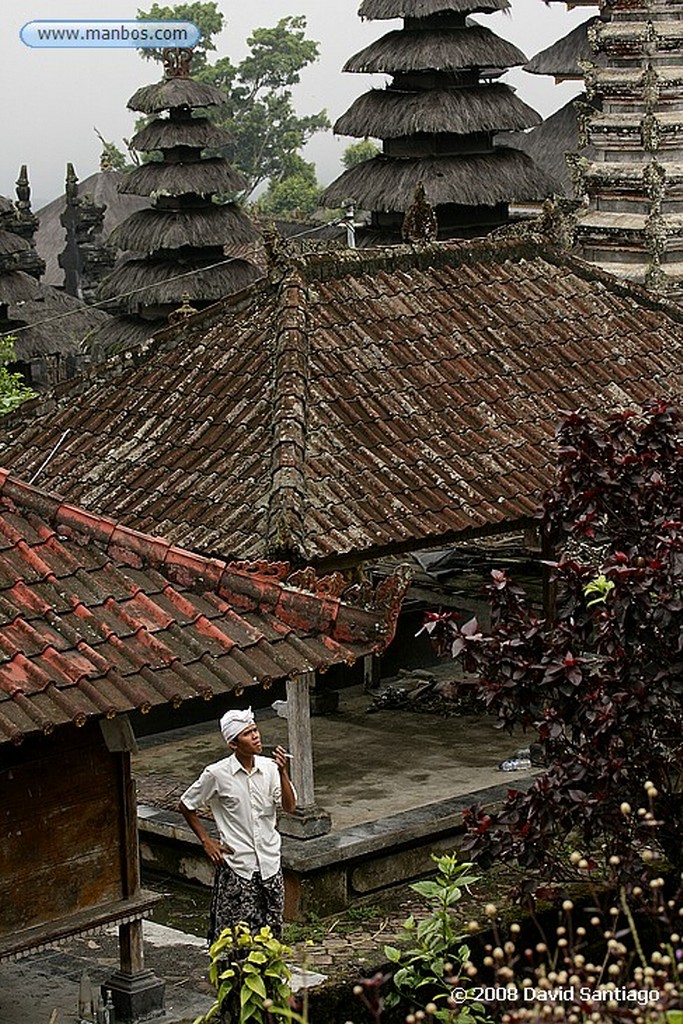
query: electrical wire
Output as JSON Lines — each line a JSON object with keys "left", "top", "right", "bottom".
{"left": 1, "top": 217, "right": 347, "bottom": 341}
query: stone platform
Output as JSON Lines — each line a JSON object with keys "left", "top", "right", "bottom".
{"left": 135, "top": 685, "right": 536, "bottom": 917}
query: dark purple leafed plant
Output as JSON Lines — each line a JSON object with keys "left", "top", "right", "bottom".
{"left": 425, "top": 402, "right": 683, "bottom": 887}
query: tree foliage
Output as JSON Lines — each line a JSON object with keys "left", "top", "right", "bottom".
{"left": 0, "top": 337, "right": 37, "bottom": 415}
{"left": 342, "top": 139, "right": 381, "bottom": 170}
{"left": 425, "top": 403, "right": 683, "bottom": 888}
{"left": 137, "top": 1, "right": 223, "bottom": 68}
{"left": 136, "top": 5, "right": 329, "bottom": 199}
{"left": 254, "top": 154, "right": 322, "bottom": 218}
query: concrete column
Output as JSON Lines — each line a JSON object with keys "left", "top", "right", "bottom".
{"left": 278, "top": 672, "right": 331, "bottom": 839}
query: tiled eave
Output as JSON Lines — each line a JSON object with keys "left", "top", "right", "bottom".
{"left": 0, "top": 471, "right": 408, "bottom": 748}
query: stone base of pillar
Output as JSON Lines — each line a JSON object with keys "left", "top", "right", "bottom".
{"left": 279, "top": 807, "right": 332, "bottom": 839}
{"left": 103, "top": 969, "right": 166, "bottom": 1022}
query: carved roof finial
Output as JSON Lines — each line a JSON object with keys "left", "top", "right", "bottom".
{"left": 15, "top": 165, "right": 32, "bottom": 212}
{"left": 163, "top": 47, "right": 193, "bottom": 79}
{"left": 100, "top": 149, "right": 114, "bottom": 172}
{"left": 401, "top": 182, "right": 438, "bottom": 245}
{"left": 262, "top": 224, "right": 295, "bottom": 283}
{"left": 167, "top": 292, "right": 198, "bottom": 325}
{"left": 65, "top": 163, "right": 79, "bottom": 205}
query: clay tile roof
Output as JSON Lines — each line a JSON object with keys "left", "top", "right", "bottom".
{"left": 2, "top": 237, "right": 683, "bottom": 568}
{"left": 0, "top": 471, "right": 408, "bottom": 747}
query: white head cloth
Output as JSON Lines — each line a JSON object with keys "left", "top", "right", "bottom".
{"left": 220, "top": 708, "right": 255, "bottom": 745}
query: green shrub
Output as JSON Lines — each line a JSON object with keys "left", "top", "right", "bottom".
{"left": 194, "top": 922, "right": 293, "bottom": 1024}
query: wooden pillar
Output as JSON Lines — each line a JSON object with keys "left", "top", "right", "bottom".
{"left": 279, "top": 672, "right": 331, "bottom": 839}
{"left": 103, "top": 733, "right": 165, "bottom": 1021}
{"left": 363, "top": 653, "right": 380, "bottom": 694}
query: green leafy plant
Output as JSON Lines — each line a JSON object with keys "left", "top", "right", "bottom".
{"left": 384, "top": 854, "right": 489, "bottom": 1023}
{"left": 0, "top": 336, "right": 36, "bottom": 415}
{"left": 194, "top": 922, "right": 293, "bottom": 1024}
{"left": 583, "top": 573, "right": 616, "bottom": 608}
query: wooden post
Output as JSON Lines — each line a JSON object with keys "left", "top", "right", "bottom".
{"left": 279, "top": 672, "right": 331, "bottom": 838}
{"left": 106, "top": 748, "right": 166, "bottom": 1021}
{"left": 363, "top": 653, "right": 379, "bottom": 693}
{"left": 286, "top": 672, "right": 317, "bottom": 811}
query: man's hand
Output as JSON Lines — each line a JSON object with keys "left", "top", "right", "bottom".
{"left": 272, "top": 746, "right": 290, "bottom": 773}
{"left": 202, "top": 836, "right": 233, "bottom": 867}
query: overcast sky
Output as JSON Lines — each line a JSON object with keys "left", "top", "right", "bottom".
{"left": 1, "top": 0, "right": 596, "bottom": 209}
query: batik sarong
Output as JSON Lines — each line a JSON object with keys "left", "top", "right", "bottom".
{"left": 208, "top": 863, "right": 285, "bottom": 942}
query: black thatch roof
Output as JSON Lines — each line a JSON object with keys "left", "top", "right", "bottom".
{"left": 130, "top": 117, "right": 233, "bottom": 153}
{"left": 119, "top": 159, "right": 243, "bottom": 198}
{"left": 36, "top": 171, "right": 150, "bottom": 287}
{"left": 128, "top": 78, "right": 227, "bottom": 114}
{"left": 85, "top": 314, "right": 161, "bottom": 357}
{"left": 109, "top": 205, "right": 260, "bottom": 253}
{"left": 344, "top": 27, "right": 527, "bottom": 74}
{"left": 335, "top": 84, "right": 541, "bottom": 137}
{"left": 0, "top": 230, "right": 31, "bottom": 256}
{"left": 321, "top": 149, "right": 558, "bottom": 209}
{"left": 97, "top": 256, "right": 261, "bottom": 313}
{"left": 360, "top": 0, "right": 510, "bottom": 16}
{"left": 0, "top": 271, "right": 42, "bottom": 306}
{"left": 525, "top": 18, "right": 601, "bottom": 78}
{"left": 5, "top": 286, "right": 112, "bottom": 358}
{"left": 0, "top": 197, "right": 13, "bottom": 216}
{"left": 503, "top": 95, "right": 595, "bottom": 195}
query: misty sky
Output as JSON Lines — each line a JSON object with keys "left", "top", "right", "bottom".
{"left": 1, "top": 0, "right": 596, "bottom": 209}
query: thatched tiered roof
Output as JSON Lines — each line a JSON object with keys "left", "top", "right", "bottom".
{"left": 323, "top": 0, "right": 556, "bottom": 237}
{"left": 524, "top": 18, "right": 601, "bottom": 80}
{"left": 130, "top": 116, "right": 232, "bottom": 151}
{"left": 344, "top": 28, "right": 527, "bottom": 74}
{"left": 98, "top": 257, "right": 259, "bottom": 314}
{"left": 360, "top": 0, "right": 509, "bottom": 15}
{"left": 336, "top": 84, "right": 541, "bottom": 137}
{"left": 323, "top": 149, "right": 553, "bottom": 210}
{"left": 127, "top": 76, "right": 227, "bottom": 114}
{"left": 109, "top": 206, "right": 258, "bottom": 253}
{"left": 96, "top": 50, "right": 260, "bottom": 346}
{"left": 118, "top": 159, "right": 243, "bottom": 197}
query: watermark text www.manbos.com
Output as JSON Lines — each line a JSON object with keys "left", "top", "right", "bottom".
{"left": 20, "top": 20, "right": 201, "bottom": 48}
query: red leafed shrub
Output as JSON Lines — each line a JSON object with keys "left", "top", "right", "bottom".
{"left": 427, "top": 402, "right": 683, "bottom": 886}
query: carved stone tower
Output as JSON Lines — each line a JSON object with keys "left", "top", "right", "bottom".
{"left": 574, "top": 0, "right": 683, "bottom": 296}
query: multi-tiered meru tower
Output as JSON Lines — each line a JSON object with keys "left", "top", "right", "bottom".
{"left": 322, "top": 0, "right": 557, "bottom": 239}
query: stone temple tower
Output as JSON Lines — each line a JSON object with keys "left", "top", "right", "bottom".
{"left": 574, "top": 0, "right": 683, "bottom": 296}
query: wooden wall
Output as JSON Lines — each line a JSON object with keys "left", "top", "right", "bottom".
{"left": 0, "top": 723, "right": 124, "bottom": 937}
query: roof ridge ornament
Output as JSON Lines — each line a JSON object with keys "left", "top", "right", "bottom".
{"left": 262, "top": 224, "right": 298, "bottom": 284}
{"left": 163, "top": 47, "right": 193, "bottom": 79}
{"left": 401, "top": 181, "right": 439, "bottom": 245}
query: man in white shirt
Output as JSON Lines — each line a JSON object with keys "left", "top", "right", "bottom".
{"left": 179, "top": 708, "right": 297, "bottom": 941}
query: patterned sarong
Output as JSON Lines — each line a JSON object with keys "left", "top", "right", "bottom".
{"left": 208, "top": 863, "right": 285, "bottom": 942}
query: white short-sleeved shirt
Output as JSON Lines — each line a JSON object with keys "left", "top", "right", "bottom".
{"left": 180, "top": 754, "right": 293, "bottom": 880}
